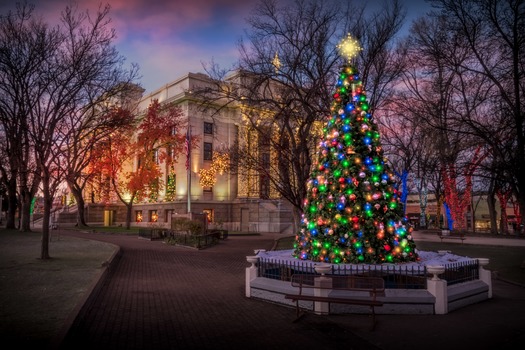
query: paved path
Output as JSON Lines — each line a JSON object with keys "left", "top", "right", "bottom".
{"left": 58, "top": 231, "right": 525, "bottom": 350}
{"left": 411, "top": 230, "right": 525, "bottom": 247}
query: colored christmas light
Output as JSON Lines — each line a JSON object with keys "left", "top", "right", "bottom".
{"left": 293, "top": 36, "right": 418, "bottom": 264}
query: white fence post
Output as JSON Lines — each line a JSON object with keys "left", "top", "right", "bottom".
{"left": 477, "top": 258, "right": 492, "bottom": 298}
{"left": 245, "top": 256, "right": 259, "bottom": 297}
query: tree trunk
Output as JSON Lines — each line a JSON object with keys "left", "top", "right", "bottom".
{"left": 291, "top": 206, "right": 302, "bottom": 234}
{"left": 517, "top": 195, "right": 525, "bottom": 236}
{"left": 19, "top": 189, "right": 32, "bottom": 232}
{"left": 417, "top": 179, "right": 428, "bottom": 229}
{"left": 436, "top": 196, "right": 443, "bottom": 229}
{"left": 40, "top": 175, "right": 51, "bottom": 259}
{"left": 5, "top": 177, "right": 17, "bottom": 229}
{"left": 69, "top": 185, "right": 88, "bottom": 227}
{"left": 487, "top": 182, "right": 498, "bottom": 234}
{"left": 125, "top": 202, "right": 132, "bottom": 230}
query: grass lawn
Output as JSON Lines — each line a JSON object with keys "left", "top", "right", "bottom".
{"left": 272, "top": 235, "right": 525, "bottom": 286}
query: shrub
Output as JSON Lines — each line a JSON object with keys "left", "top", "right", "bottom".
{"left": 171, "top": 217, "right": 204, "bottom": 235}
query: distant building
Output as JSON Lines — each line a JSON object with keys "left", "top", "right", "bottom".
{"left": 404, "top": 193, "right": 518, "bottom": 232}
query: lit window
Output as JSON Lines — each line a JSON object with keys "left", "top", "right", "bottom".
{"left": 150, "top": 210, "right": 158, "bottom": 222}
{"left": 203, "top": 209, "right": 214, "bottom": 223}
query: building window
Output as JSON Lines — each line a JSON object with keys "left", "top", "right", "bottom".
{"left": 204, "top": 142, "right": 213, "bottom": 161}
{"left": 149, "top": 210, "right": 158, "bottom": 222}
{"left": 135, "top": 211, "right": 143, "bottom": 222}
{"left": 204, "top": 122, "right": 213, "bottom": 135}
{"left": 203, "top": 209, "right": 214, "bottom": 223}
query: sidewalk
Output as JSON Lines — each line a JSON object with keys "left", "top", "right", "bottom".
{"left": 411, "top": 229, "right": 525, "bottom": 246}
{"left": 1, "top": 228, "right": 524, "bottom": 349}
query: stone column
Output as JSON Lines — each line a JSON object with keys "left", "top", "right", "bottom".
{"left": 427, "top": 265, "right": 448, "bottom": 315}
{"left": 477, "top": 258, "right": 492, "bottom": 298}
{"left": 245, "top": 256, "right": 259, "bottom": 298}
{"left": 314, "top": 276, "right": 332, "bottom": 315}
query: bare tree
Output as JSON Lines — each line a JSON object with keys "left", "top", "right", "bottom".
{"left": 398, "top": 13, "right": 493, "bottom": 231}
{"left": 198, "top": 0, "right": 407, "bottom": 231}
{"left": 0, "top": 3, "right": 61, "bottom": 230}
{"left": 379, "top": 109, "right": 422, "bottom": 213}
{"left": 0, "top": 3, "right": 139, "bottom": 258}
{"left": 429, "top": 0, "right": 525, "bottom": 231}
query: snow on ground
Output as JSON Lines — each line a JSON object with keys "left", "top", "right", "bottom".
{"left": 256, "top": 249, "right": 476, "bottom": 269}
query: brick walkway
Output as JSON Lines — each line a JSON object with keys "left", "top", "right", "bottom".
{"left": 58, "top": 231, "right": 525, "bottom": 350}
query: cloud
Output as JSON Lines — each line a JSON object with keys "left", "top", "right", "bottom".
{"left": 107, "top": 0, "right": 254, "bottom": 91}
{"left": 108, "top": 0, "right": 255, "bottom": 41}
{"left": 0, "top": 0, "right": 254, "bottom": 92}
{"left": 123, "top": 34, "right": 240, "bottom": 92}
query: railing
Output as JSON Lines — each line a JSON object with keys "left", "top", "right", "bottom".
{"left": 441, "top": 260, "right": 479, "bottom": 285}
{"left": 167, "top": 231, "right": 219, "bottom": 249}
{"left": 138, "top": 228, "right": 169, "bottom": 240}
{"left": 138, "top": 228, "right": 220, "bottom": 249}
{"left": 256, "top": 257, "right": 481, "bottom": 289}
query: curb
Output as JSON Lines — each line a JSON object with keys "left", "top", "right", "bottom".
{"left": 48, "top": 243, "right": 122, "bottom": 350}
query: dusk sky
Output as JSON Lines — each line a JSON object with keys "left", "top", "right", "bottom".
{"left": 0, "top": 0, "right": 432, "bottom": 94}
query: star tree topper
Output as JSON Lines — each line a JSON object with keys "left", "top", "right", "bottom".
{"left": 337, "top": 34, "right": 362, "bottom": 61}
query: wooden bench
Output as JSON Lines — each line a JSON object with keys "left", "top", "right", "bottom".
{"left": 284, "top": 274, "right": 385, "bottom": 330}
{"left": 437, "top": 231, "right": 466, "bottom": 243}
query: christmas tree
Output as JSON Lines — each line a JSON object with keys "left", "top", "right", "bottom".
{"left": 293, "top": 35, "right": 418, "bottom": 264}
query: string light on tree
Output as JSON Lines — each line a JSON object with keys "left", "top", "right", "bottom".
{"left": 211, "top": 151, "right": 230, "bottom": 175}
{"left": 198, "top": 168, "right": 216, "bottom": 187}
{"left": 165, "top": 170, "right": 176, "bottom": 201}
{"left": 198, "top": 151, "right": 231, "bottom": 188}
{"left": 293, "top": 35, "right": 418, "bottom": 264}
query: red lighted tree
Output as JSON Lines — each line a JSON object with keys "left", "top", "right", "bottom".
{"left": 90, "top": 100, "right": 186, "bottom": 229}
{"left": 441, "top": 146, "right": 487, "bottom": 230}
{"left": 495, "top": 188, "right": 512, "bottom": 235}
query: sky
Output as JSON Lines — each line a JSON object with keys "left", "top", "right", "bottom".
{"left": 0, "top": 0, "right": 432, "bottom": 94}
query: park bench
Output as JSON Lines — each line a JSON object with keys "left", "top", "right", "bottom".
{"left": 437, "top": 230, "right": 466, "bottom": 243}
{"left": 284, "top": 274, "right": 385, "bottom": 330}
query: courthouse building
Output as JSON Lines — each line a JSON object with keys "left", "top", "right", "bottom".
{"left": 80, "top": 71, "right": 295, "bottom": 234}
